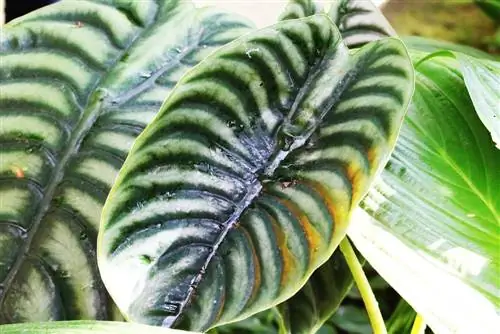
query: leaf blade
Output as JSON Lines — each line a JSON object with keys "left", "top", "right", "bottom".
{"left": 351, "top": 52, "right": 500, "bottom": 333}
{"left": 99, "top": 14, "right": 414, "bottom": 331}
{"left": 0, "top": 0, "right": 252, "bottom": 323}
{"left": 0, "top": 321, "right": 198, "bottom": 334}
{"left": 328, "top": 0, "right": 396, "bottom": 48}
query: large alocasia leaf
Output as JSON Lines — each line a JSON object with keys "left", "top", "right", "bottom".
{"left": 275, "top": 1, "right": 396, "bottom": 332}
{"left": 0, "top": 0, "right": 251, "bottom": 323}
{"left": 350, "top": 53, "right": 500, "bottom": 333}
{"left": 98, "top": 14, "right": 414, "bottom": 331}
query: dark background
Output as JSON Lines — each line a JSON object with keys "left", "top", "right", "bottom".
{"left": 5, "top": 0, "right": 58, "bottom": 22}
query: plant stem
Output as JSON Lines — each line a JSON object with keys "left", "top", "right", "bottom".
{"left": 340, "top": 237, "right": 387, "bottom": 334}
{"left": 410, "top": 314, "right": 426, "bottom": 334}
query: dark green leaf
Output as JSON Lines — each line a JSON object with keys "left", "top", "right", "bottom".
{"left": 330, "top": 305, "right": 371, "bottom": 334}
{"left": 279, "top": 0, "right": 319, "bottom": 21}
{"left": 475, "top": 0, "right": 500, "bottom": 22}
{"left": 279, "top": 0, "right": 395, "bottom": 49}
{"left": 276, "top": 249, "right": 359, "bottom": 334}
{"left": 0, "top": 0, "right": 252, "bottom": 323}
{"left": 386, "top": 299, "right": 417, "bottom": 334}
{"left": 99, "top": 14, "right": 413, "bottom": 332}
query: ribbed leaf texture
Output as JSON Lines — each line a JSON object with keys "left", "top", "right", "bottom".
{"left": 329, "top": 0, "right": 396, "bottom": 48}
{"left": 279, "top": 1, "right": 396, "bottom": 48}
{"left": 0, "top": 0, "right": 252, "bottom": 323}
{"left": 98, "top": 14, "right": 414, "bottom": 331}
{"left": 276, "top": 248, "right": 360, "bottom": 334}
{"left": 275, "top": 1, "right": 400, "bottom": 332}
{"left": 279, "top": 0, "right": 320, "bottom": 21}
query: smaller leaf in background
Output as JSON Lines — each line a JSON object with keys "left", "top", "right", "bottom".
{"left": 209, "top": 310, "right": 279, "bottom": 334}
{"left": 329, "top": 0, "right": 396, "bottom": 48}
{"left": 278, "top": 0, "right": 318, "bottom": 21}
{"left": 316, "top": 323, "right": 338, "bottom": 334}
{"left": 0, "top": 321, "right": 198, "bottom": 334}
{"left": 276, "top": 249, "right": 360, "bottom": 334}
{"left": 475, "top": 0, "right": 500, "bottom": 22}
{"left": 330, "top": 305, "right": 371, "bottom": 334}
{"left": 386, "top": 299, "right": 417, "bottom": 334}
{"left": 278, "top": 0, "right": 395, "bottom": 49}
{"left": 453, "top": 53, "right": 500, "bottom": 148}
{"left": 402, "top": 36, "right": 496, "bottom": 60}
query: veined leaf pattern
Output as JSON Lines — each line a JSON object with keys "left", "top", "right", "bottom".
{"left": 279, "top": 0, "right": 395, "bottom": 48}
{"left": 275, "top": 1, "right": 399, "bottom": 332}
{"left": 99, "top": 14, "right": 414, "bottom": 331}
{"left": 329, "top": 0, "right": 396, "bottom": 47}
{"left": 0, "top": 0, "right": 252, "bottom": 323}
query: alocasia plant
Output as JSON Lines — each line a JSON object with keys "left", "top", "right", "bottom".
{"left": 1, "top": 0, "right": 498, "bottom": 334}
{"left": 98, "top": 12, "right": 413, "bottom": 332}
{"left": 0, "top": 0, "right": 252, "bottom": 323}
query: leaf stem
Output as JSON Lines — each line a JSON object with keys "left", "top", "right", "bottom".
{"left": 340, "top": 237, "right": 387, "bottom": 334}
{"left": 410, "top": 314, "right": 426, "bottom": 334}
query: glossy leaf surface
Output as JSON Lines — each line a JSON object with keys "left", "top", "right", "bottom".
{"left": 0, "top": 321, "right": 197, "bottom": 334}
{"left": 0, "top": 0, "right": 251, "bottom": 323}
{"left": 99, "top": 14, "right": 413, "bottom": 331}
{"left": 276, "top": 2, "right": 397, "bottom": 332}
{"left": 452, "top": 53, "right": 500, "bottom": 148}
{"left": 351, "top": 53, "right": 500, "bottom": 333}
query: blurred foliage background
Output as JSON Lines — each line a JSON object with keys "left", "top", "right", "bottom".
{"left": 382, "top": 0, "right": 499, "bottom": 55}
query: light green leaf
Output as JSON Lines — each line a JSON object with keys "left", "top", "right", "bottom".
{"left": 0, "top": 0, "right": 252, "bottom": 323}
{"left": 276, "top": 249, "right": 359, "bottom": 334}
{"left": 98, "top": 14, "right": 414, "bottom": 332}
{"left": 402, "top": 36, "right": 496, "bottom": 60}
{"left": 351, "top": 53, "right": 500, "bottom": 333}
{"left": 453, "top": 53, "right": 500, "bottom": 148}
{"left": 328, "top": 0, "right": 396, "bottom": 48}
{"left": 415, "top": 50, "right": 500, "bottom": 148}
{"left": 0, "top": 321, "right": 198, "bottom": 334}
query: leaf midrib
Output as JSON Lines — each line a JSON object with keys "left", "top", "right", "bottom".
{"left": 170, "top": 37, "right": 357, "bottom": 327}
{"left": 410, "top": 77, "right": 500, "bottom": 225}
{"left": 0, "top": 5, "right": 163, "bottom": 307}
